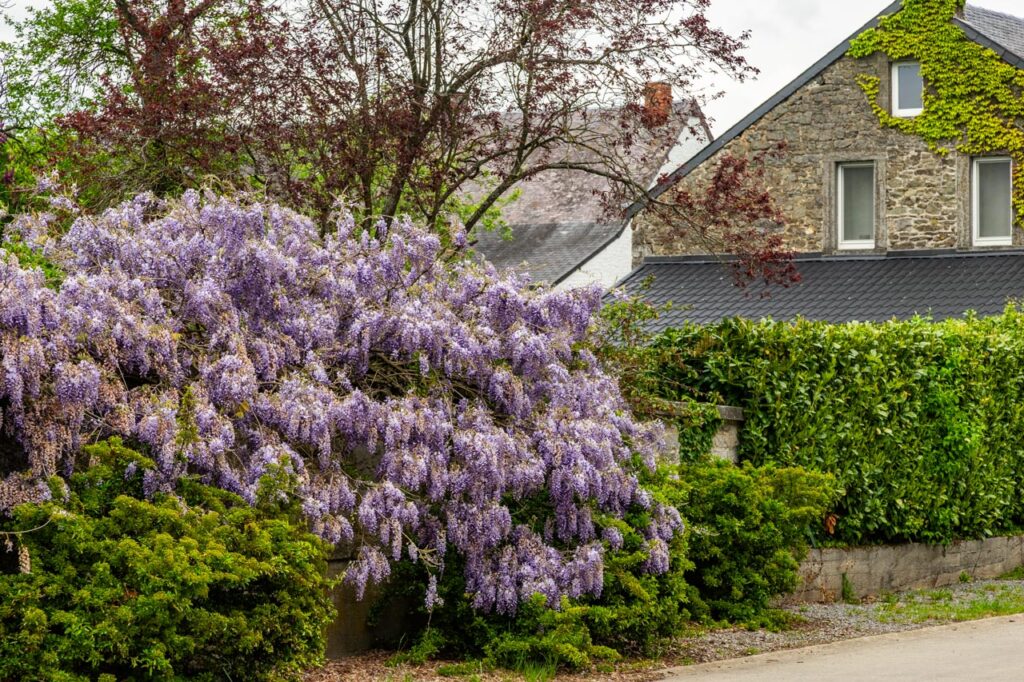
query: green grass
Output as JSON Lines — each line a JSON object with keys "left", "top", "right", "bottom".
{"left": 875, "top": 584, "right": 1024, "bottom": 624}
{"left": 516, "top": 659, "right": 557, "bottom": 682}
{"left": 999, "top": 565, "right": 1024, "bottom": 580}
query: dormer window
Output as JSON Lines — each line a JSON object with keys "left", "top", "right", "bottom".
{"left": 892, "top": 62, "right": 924, "bottom": 117}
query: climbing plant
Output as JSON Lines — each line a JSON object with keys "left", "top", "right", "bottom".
{"left": 849, "top": 0, "right": 1024, "bottom": 225}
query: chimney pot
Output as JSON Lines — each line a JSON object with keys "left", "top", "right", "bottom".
{"left": 643, "top": 82, "right": 672, "bottom": 127}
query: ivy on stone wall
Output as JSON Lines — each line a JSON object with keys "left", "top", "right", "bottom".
{"left": 849, "top": 0, "right": 1024, "bottom": 225}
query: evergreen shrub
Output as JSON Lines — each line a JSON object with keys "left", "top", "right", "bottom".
{"left": 0, "top": 438, "right": 334, "bottom": 681}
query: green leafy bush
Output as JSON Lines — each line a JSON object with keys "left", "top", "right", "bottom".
{"left": 384, "top": 459, "right": 835, "bottom": 669}
{"left": 0, "top": 438, "right": 334, "bottom": 681}
{"left": 382, "top": 464, "right": 695, "bottom": 669}
{"left": 682, "top": 459, "right": 838, "bottom": 623}
{"left": 654, "top": 308, "right": 1024, "bottom": 545}
{"left": 595, "top": 292, "right": 723, "bottom": 462}
{"left": 1, "top": 237, "right": 65, "bottom": 289}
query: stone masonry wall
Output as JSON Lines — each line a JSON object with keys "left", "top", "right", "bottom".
{"left": 634, "top": 52, "right": 1020, "bottom": 262}
{"left": 785, "top": 535, "right": 1024, "bottom": 604}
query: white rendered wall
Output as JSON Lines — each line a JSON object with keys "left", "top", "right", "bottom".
{"left": 555, "top": 117, "right": 709, "bottom": 293}
{"left": 555, "top": 223, "right": 634, "bottom": 292}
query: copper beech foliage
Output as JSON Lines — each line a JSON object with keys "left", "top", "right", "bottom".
{"left": 657, "top": 144, "right": 800, "bottom": 289}
{"left": 4, "top": 0, "right": 798, "bottom": 285}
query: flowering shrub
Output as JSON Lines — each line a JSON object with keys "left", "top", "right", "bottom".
{"left": 377, "top": 458, "right": 836, "bottom": 669}
{"left": 0, "top": 189, "right": 677, "bottom": 612}
{"left": 409, "top": 464, "right": 696, "bottom": 667}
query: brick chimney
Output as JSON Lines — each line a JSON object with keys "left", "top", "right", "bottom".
{"left": 643, "top": 82, "right": 672, "bottom": 127}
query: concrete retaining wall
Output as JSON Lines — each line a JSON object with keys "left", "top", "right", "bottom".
{"left": 325, "top": 559, "right": 414, "bottom": 658}
{"left": 661, "top": 405, "right": 745, "bottom": 463}
{"left": 787, "top": 535, "right": 1024, "bottom": 603}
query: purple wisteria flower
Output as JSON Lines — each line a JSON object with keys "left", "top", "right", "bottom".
{"left": 0, "top": 189, "right": 679, "bottom": 612}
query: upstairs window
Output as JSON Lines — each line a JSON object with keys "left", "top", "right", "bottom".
{"left": 973, "top": 157, "right": 1013, "bottom": 246}
{"left": 892, "top": 62, "right": 924, "bottom": 117}
{"left": 838, "top": 162, "right": 876, "bottom": 250}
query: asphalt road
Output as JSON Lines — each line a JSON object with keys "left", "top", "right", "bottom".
{"left": 660, "top": 615, "right": 1024, "bottom": 681}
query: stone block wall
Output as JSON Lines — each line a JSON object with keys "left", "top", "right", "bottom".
{"left": 660, "top": 404, "right": 744, "bottom": 464}
{"left": 634, "top": 52, "right": 1021, "bottom": 264}
{"left": 786, "top": 535, "right": 1024, "bottom": 603}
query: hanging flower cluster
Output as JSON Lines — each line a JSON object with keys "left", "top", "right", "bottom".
{"left": 0, "top": 190, "right": 679, "bottom": 612}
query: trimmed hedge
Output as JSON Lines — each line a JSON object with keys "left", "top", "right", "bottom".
{"left": 653, "top": 307, "right": 1024, "bottom": 545}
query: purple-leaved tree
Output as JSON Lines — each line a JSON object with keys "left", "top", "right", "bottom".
{"left": 0, "top": 189, "right": 679, "bottom": 612}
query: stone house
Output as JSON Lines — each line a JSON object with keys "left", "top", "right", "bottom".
{"left": 624, "top": 1, "right": 1024, "bottom": 329}
{"left": 473, "top": 87, "right": 710, "bottom": 291}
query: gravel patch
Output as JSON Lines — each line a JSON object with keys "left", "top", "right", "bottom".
{"left": 306, "top": 579, "right": 1024, "bottom": 681}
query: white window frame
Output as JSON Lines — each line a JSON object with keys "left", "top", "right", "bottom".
{"left": 838, "top": 162, "right": 876, "bottom": 250}
{"left": 972, "top": 157, "right": 1014, "bottom": 246}
{"left": 891, "top": 61, "right": 924, "bottom": 118}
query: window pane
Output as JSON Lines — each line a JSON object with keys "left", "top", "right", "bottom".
{"left": 978, "top": 160, "right": 1012, "bottom": 239}
{"left": 842, "top": 165, "right": 875, "bottom": 243}
{"left": 897, "top": 63, "right": 923, "bottom": 111}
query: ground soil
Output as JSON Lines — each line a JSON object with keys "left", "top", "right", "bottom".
{"left": 305, "top": 579, "right": 1024, "bottom": 682}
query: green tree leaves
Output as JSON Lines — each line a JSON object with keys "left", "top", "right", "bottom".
{"left": 654, "top": 309, "right": 1024, "bottom": 545}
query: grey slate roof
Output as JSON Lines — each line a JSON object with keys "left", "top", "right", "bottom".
{"left": 960, "top": 5, "right": 1024, "bottom": 63}
{"left": 474, "top": 221, "right": 623, "bottom": 285}
{"left": 619, "top": 251, "right": 1024, "bottom": 331}
{"left": 631, "top": 1, "right": 1024, "bottom": 217}
{"left": 474, "top": 103, "right": 708, "bottom": 285}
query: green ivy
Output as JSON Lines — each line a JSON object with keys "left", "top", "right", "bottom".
{"left": 849, "top": 0, "right": 1024, "bottom": 225}
{"left": 673, "top": 400, "right": 724, "bottom": 463}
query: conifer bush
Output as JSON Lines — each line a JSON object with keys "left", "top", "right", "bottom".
{"left": 0, "top": 438, "right": 334, "bottom": 681}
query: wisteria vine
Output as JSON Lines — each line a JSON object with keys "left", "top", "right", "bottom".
{"left": 0, "top": 189, "right": 680, "bottom": 612}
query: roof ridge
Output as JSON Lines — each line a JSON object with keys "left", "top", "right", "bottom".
{"left": 964, "top": 3, "right": 1024, "bottom": 23}
{"left": 959, "top": 4, "right": 1024, "bottom": 64}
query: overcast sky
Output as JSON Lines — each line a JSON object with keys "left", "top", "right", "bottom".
{"left": 700, "top": 0, "right": 1022, "bottom": 136}
{"left": 1, "top": 0, "right": 1021, "bottom": 136}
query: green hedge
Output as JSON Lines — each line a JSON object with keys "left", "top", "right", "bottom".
{"left": 653, "top": 307, "right": 1024, "bottom": 545}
